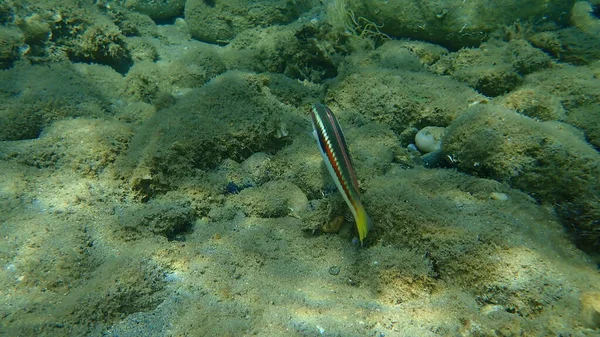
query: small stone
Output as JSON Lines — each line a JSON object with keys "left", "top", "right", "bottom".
{"left": 490, "top": 192, "right": 509, "bottom": 201}
{"left": 328, "top": 266, "right": 340, "bottom": 275}
{"left": 415, "top": 126, "right": 446, "bottom": 153}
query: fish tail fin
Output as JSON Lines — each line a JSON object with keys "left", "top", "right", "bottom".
{"left": 355, "top": 205, "right": 372, "bottom": 246}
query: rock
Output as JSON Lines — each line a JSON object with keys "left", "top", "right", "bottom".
{"left": 235, "top": 181, "right": 309, "bottom": 218}
{"left": 185, "top": 0, "right": 315, "bottom": 44}
{"left": 0, "top": 27, "right": 22, "bottom": 69}
{"left": 328, "top": 68, "right": 483, "bottom": 134}
{"left": 443, "top": 104, "right": 599, "bottom": 203}
{"left": 572, "top": 1, "right": 600, "bottom": 35}
{"left": 443, "top": 104, "right": 600, "bottom": 252}
{"left": 490, "top": 192, "right": 509, "bottom": 201}
{"left": 119, "top": 199, "right": 195, "bottom": 240}
{"left": 346, "top": 0, "right": 574, "bottom": 49}
{"left": 0, "top": 62, "right": 125, "bottom": 141}
{"left": 580, "top": 291, "right": 600, "bottom": 329}
{"left": 495, "top": 88, "right": 566, "bottom": 121}
{"left": 122, "top": 0, "right": 186, "bottom": 21}
{"left": 431, "top": 39, "right": 552, "bottom": 97}
{"left": 15, "top": 13, "right": 51, "bottom": 44}
{"left": 121, "top": 71, "right": 292, "bottom": 200}
{"left": 241, "top": 152, "right": 273, "bottom": 185}
{"left": 126, "top": 37, "right": 158, "bottom": 63}
{"left": 415, "top": 126, "right": 445, "bottom": 153}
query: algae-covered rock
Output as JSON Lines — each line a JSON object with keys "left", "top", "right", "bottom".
{"left": 223, "top": 26, "right": 299, "bottom": 76}
{"left": 66, "top": 257, "right": 167, "bottom": 331}
{"left": 124, "top": 60, "right": 169, "bottom": 104}
{"left": 443, "top": 104, "right": 598, "bottom": 201}
{"left": 241, "top": 152, "right": 273, "bottom": 186}
{"left": 391, "top": 40, "right": 449, "bottom": 66}
{"left": 443, "top": 104, "right": 600, "bottom": 251}
{"left": 0, "top": 27, "right": 22, "bottom": 69}
{"left": 346, "top": 0, "right": 575, "bottom": 49}
{"left": 125, "top": 36, "right": 158, "bottom": 62}
{"left": 160, "top": 43, "right": 226, "bottom": 91}
{"left": 363, "top": 167, "right": 583, "bottom": 321}
{"left": 255, "top": 73, "right": 323, "bottom": 108}
{"left": 269, "top": 135, "right": 328, "bottom": 200}
{"left": 0, "top": 118, "right": 132, "bottom": 176}
{"left": 1, "top": 218, "right": 99, "bottom": 294}
{"left": 431, "top": 39, "right": 552, "bottom": 97}
{"left": 107, "top": 8, "right": 158, "bottom": 37}
{"left": 185, "top": 0, "right": 316, "bottom": 44}
{"left": 345, "top": 122, "right": 401, "bottom": 179}
{"left": 72, "top": 23, "right": 133, "bottom": 74}
{"left": 125, "top": 43, "right": 226, "bottom": 103}
{"left": 233, "top": 180, "right": 308, "bottom": 218}
{"left": 328, "top": 68, "right": 484, "bottom": 133}
{"left": 530, "top": 1, "right": 600, "bottom": 65}
{"left": 21, "top": 2, "right": 134, "bottom": 72}
{"left": 340, "top": 40, "right": 428, "bottom": 73}
{"left": 568, "top": 104, "right": 600, "bottom": 150}
{"left": 580, "top": 291, "right": 600, "bottom": 329}
{"left": 509, "top": 63, "right": 600, "bottom": 149}
{"left": 118, "top": 198, "right": 195, "bottom": 240}
{"left": 0, "top": 63, "right": 125, "bottom": 141}
{"left": 222, "top": 21, "right": 342, "bottom": 83}
{"left": 121, "top": 71, "right": 292, "bottom": 200}
{"left": 0, "top": 1, "right": 158, "bottom": 71}
{"left": 529, "top": 28, "right": 600, "bottom": 66}
{"left": 121, "top": 0, "right": 186, "bottom": 21}
{"left": 495, "top": 88, "right": 566, "bottom": 122}
{"left": 0, "top": 2, "right": 13, "bottom": 24}
{"left": 15, "top": 13, "right": 51, "bottom": 44}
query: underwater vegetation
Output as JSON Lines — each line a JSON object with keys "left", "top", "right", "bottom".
{"left": 0, "top": 0, "right": 599, "bottom": 336}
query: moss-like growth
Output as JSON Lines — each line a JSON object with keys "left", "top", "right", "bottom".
{"left": 15, "top": 13, "right": 51, "bottom": 44}
{"left": 122, "top": 0, "right": 186, "bottom": 21}
{"left": 71, "top": 23, "right": 133, "bottom": 73}
{"left": 346, "top": 0, "right": 575, "bottom": 49}
{"left": 508, "top": 63, "right": 600, "bottom": 150}
{"left": 328, "top": 68, "right": 483, "bottom": 133}
{"left": 120, "top": 71, "right": 292, "bottom": 201}
{"left": 443, "top": 104, "right": 600, "bottom": 252}
{"left": 0, "top": 62, "right": 125, "bottom": 141}
{"left": 233, "top": 180, "right": 308, "bottom": 218}
{"left": 0, "top": 27, "right": 22, "bottom": 69}
{"left": 118, "top": 198, "right": 195, "bottom": 240}
{"left": 431, "top": 39, "right": 552, "bottom": 97}
{"left": 185, "top": 0, "right": 316, "bottom": 44}
{"left": 495, "top": 88, "right": 566, "bottom": 121}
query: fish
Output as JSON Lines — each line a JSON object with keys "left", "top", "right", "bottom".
{"left": 310, "top": 103, "right": 373, "bottom": 245}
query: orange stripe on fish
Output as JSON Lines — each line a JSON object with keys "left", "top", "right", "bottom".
{"left": 310, "top": 103, "right": 373, "bottom": 245}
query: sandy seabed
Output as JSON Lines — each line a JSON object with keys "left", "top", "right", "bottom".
{"left": 1, "top": 0, "right": 600, "bottom": 336}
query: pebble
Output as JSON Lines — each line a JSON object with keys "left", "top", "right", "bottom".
{"left": 490, "top": 192, "right": 509, "bottom": 201}
{"left": 415, "top": 126, "right": 446, "bottom": 153}
{"left": 328, "top": 266, "right": 340, "bottom": 275}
